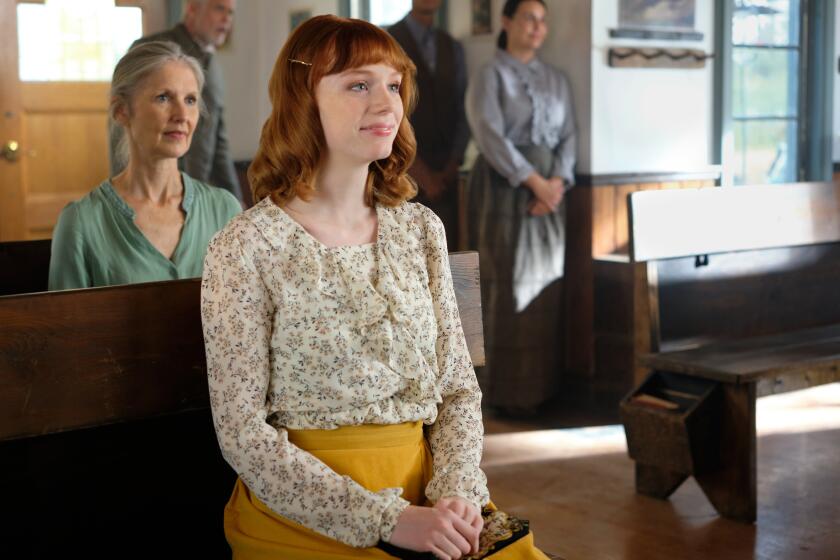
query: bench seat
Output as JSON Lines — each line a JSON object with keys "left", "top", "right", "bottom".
{"left": 642, "top": 323, "right": 840, "bottom": 394}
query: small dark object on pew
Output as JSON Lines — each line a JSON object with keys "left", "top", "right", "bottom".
{"left": 0, "top": 238, "right": 50, "bottom": 296}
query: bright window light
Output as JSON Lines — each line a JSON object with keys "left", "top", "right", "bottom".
{"left": 368, "top": 0, "right": 411, "bottom": 27}
{"left": 18, "top": 0, "right": 142, "bottom": 82}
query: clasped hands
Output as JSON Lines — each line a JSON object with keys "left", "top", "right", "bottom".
{"left": 525, "top": 173, "right": 565, "bottom": 216}
{"left": 389, "top": 496, "right": 484, "bottom": 559}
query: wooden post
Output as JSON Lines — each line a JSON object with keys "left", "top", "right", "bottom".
{"left": 695, "top": 382, "right": 757, "bottom": 522}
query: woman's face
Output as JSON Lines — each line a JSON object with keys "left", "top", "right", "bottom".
{"left": 118, "top": 61, "right": 200, "bottom": 163}
{"left": 314, "top": 63, "right": 404, "bottom": 167}
{"left": 503, "top": 1, "right": 548, "bottom": 53}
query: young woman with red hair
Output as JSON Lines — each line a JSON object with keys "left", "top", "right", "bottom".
{"left": 201, "top": 15, "right": 548, "bottom": 559}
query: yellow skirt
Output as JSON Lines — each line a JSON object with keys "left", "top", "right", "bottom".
{"left": 224, "top": 422, "right": 549, "bottom": 559}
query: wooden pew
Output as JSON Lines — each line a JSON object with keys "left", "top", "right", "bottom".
{"left": 619, "top": 182, "right": 840, "bottom": 523}
{"left": 0, "top": 252, "right": 484, "bottom": 558}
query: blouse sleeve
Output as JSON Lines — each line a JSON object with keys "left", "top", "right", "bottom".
{"left": 201, "top": 224, "right": 410, "bottom": 548}
{"left": 420, "top": 211, "right": 490, "bottom": 510}
{"left": 48, "top": 203, "right": 90, "bottom": 291}
{"left": 550, "top": 72, "right": 578, "bottom": 187}
{"left": 466, "top": 64, "right": 536, "bottom": 188}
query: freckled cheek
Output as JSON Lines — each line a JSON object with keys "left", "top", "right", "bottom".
{"left": 392, "top": 99, "right": 405, "bottom": 122}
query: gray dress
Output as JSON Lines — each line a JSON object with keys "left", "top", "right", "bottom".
{"left": 465, "top": 49, "right": 577, "bottom": 410}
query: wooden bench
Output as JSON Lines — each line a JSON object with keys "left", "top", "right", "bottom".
{"left": 0, "top": 252, "right": 484, "bottom": 558}
{"left": 619, "top": 182, "right": 840, "bottom": 523}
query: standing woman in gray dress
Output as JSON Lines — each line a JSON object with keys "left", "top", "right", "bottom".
{"left": 465, "top": 0, "right": 576, "bottom": 413}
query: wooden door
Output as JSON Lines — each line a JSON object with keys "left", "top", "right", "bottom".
{"left": 0, "top": 0, "right": 148, "bottom": 241}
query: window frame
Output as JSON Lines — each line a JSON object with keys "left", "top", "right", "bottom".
{"left": 714, "top": 0, "right": 835, "bottom": 185}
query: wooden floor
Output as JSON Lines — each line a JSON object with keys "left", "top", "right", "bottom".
{"left": 481, "top": 383, "right": 840, "bottom": 560}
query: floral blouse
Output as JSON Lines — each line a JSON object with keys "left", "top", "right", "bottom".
{"left": 200, "top": 197, "right": 489, "bottom": 548}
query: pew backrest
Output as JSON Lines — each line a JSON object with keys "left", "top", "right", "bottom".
{"left": 628, "top": 182, "right": 840, "bottom": 354}
{"left": 629, "top": 182, "right": 840, "bottom": 261}
{"left": 0, "top": 251, "right": 484, "bottom": 441}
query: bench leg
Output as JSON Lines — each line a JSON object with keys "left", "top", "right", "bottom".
{"left": 695, "top": 382, "right": 757, "bottom": 523}
{"left": 636, "top": 463, "right": 688, "bottom": 499}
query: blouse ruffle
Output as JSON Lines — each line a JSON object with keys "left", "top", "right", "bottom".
{"left": 246, "top": 199, "right": 443, "bottom": 429}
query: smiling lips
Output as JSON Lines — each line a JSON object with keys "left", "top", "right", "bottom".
{"left": 360, "top": 124, "right": 395, "bottom": 137}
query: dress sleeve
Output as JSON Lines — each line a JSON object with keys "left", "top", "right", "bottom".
{"left": 466, "top": 63, "right": 535, "bottom": 188}
{"left": 201, "top": 225, "right": 410, "bottom": 547}
{"left": 48, "top": 203, "right": 90, "bottom": 290}
{"left": 420, "top": 211, "right": 490, "bottom": 510}
{"left": 550, "top": 72, "right": 578, "bottom": 188}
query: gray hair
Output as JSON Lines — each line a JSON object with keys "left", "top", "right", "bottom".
{"left": 183, "top": 0, "right": 208, "bottom": 14}
{"left": 109, "top": 40, "right": 206, "bottom": 169}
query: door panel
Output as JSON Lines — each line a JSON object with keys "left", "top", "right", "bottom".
{"left": 0, "top": 0, "right": 26, "bottom": 241}
{"left": 21, "top": 83, "right": 110, "bottom": 238}
{"left": 0, "top": 1, "right": 144, "bottom": 241}
{"left": 23, "top": 83, "right": 110, "bottom": 237}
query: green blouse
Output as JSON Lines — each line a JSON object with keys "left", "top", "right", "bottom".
{"left": 48, "top": 173, "right": 241, "bottom": 290}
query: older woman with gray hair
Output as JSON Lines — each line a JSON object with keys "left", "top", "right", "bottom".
{"left": 49, "top": 40, "right": 240, "bottom": 290}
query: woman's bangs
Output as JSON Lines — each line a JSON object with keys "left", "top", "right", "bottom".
{"left": 325, "top": 24, "right": 413, "bottom": 76}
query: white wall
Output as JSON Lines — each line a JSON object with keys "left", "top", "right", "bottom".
{"left": 541, "top": 1, "right": 592, "bottom": 174}
{"left": 449, "top": 0, "right": 502, "bottom": 80}
{"left": 450, "top": 0, "right": 714, "bottom": 175}
{"left": 217, "top": 0, "right": 718, "bottom": 174}
{"left": 216, "top": 0, "right": 340, "bottom": 160}
{"left": 589, "top": 0, "right": 715, "bottom": 174}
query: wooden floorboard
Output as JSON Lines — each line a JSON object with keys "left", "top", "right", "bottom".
{"left": 481, "top": 383, "right": 840, "bottom": 560}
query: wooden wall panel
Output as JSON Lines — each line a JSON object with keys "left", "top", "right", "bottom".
{"left": 571, "top": 178, "right": 715, "bottom": 382}
{"left": 591, "top": 180, "right": 714, "bottom": 257}
{"left": 613, "top": 184, "right": 639, "bottom": 254}
{"left": 591, "top": 186, "right": 616, "bottom": 256}
{"left": 564, "top": 185, "right": 595, "bottom": 377}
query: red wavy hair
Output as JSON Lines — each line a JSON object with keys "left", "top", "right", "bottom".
{"left": 248, "top": 15, "right": 418, "bottom": 208}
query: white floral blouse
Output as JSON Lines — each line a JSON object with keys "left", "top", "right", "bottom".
{"left": 200, "top": 197, "right": 490, "bottom": 548}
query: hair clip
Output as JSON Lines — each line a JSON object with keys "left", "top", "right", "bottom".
{"left": 289, "top": 58, "right": 312, "bottom": 67}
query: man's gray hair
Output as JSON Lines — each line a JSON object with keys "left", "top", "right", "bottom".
{"left": 183, "top": 0, "right": 208, "bottom": 16}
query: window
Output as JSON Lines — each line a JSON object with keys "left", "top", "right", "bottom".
{"left": 344, "top": 0, "right": 414, "bottom": 27}
{"left": 717, "top": 0, "right": 834, "bottom": 185}
{"left": 730, "top": 0, "right": 800, "bottom": 184}
{"left": 17, "top": 0, "right": 142, "bottom": 82}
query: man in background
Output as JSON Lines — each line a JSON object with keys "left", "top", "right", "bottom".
{"left": 390, "top": 0, "right": 469, "bottom": 249}
{"left": 110, "top": 0, "right": 243, "bottom": 203}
